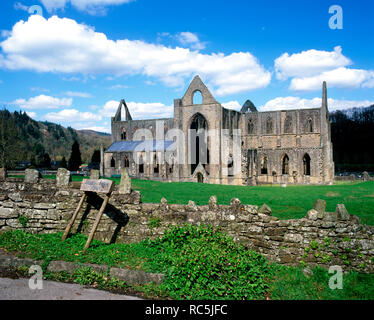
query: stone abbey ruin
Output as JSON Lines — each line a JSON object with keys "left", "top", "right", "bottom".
{"left": 103, "top": 76, "right": 334, "bottom": 186}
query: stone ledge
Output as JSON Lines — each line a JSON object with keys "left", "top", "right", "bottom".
{"left": 0, "top": 251, "right": 163, "bottom": 285}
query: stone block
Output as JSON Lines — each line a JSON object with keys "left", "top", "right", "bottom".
{"left": 284, "top": 233, "right": 303, "bottom": 243}
{"left": 90, "top": 169, "right": 100, "bottom": 180}
{"left": 336, "top": 204, "right": 349, "bottom": 221}
{"left": 0, "top": 207, "right": 18, "bottom": 219}
{"left": 24, "top": 169, "right": 40, "bottom": 183}
{"left": 259, "top": 203, "right": 272, "bottom": 216}
{"left": 306, "top": 209, "right": 318, "bottom": 221}
{"left": 313, "top": 199, "right": 326, "bottom": 218}
{"left": 118, "top": 168, "right": 131, "bottom": 194}
{"left": 110, "top": 267, "right": 164, "bottom": 285}
{"left": 56, "top": 168, "right": 71, "bottom": 188}
{"left": 0, "top": 168, "right": 7, "bottom": 182}
{"left": 208, "top": 195, "right": 218, "bottom": 211}
{"left": 324, "top": 211, "right": 339, "bottom": 222}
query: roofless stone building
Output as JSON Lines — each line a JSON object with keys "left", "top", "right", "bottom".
{"left": 103, "top": 76, "right": 334, "bottom": 185}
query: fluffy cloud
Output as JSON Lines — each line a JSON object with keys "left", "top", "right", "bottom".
{"left": 259, "top": 96, "right": 374, "bottom": 112}
{"left": 176, "top": 32, "right": 206, "bottom": 50}
{"left": 65, "top": 91, "right": 92, "bottom": 98}
{"left": 274, "top": 46, "right": 374, "bottom": 91}
{"left": 12, "top": 95, "right": 72, "bottom": 109}
{"left": 289, "top": 68, "right": 374, "bottom": 91}
{"left": 0, "top": 15, "right": 271, "bottom": 96}
{"left": 45, "top": 109, "right": 102, "bottom": 122}
{"left": 221, "top": 100, "right": 242, "bottom": 111}
{"left": 39, "top": 0, "right": 133, "bottom": 14}
{"left": 102, "top": 100, "right": 173, "bottom": 120}
{"left": 275, "top": 46, "right": 351, "bottom": 80}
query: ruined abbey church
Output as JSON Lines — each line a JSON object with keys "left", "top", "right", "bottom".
{"left": 104, "top": 76, "right": 334, "bottom": 185}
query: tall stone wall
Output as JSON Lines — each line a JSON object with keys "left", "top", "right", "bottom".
{"left": 0, "top": 178, "right": 373, "bottom": 273}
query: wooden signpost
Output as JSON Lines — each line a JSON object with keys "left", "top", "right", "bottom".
{"left": 62, "top": 179, "right": 114, "bottom": 251}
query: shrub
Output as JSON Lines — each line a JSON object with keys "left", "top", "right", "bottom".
{"left": 148, "top": 224, "right": 273, "bottom": 300}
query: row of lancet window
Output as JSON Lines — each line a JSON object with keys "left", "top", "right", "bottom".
{"left": 110, "top": 155, "right": 174, "bottom": 175}
{"left": 248, "top": 118, "right": 313, "bottom": 134}
{"left": 260, "top": 153, "right": 311, "bottom": 176}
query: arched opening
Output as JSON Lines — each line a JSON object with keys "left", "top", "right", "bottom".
{"left": 121, "top": 129, "right": 127, "bottom": 140}
{"left": 266, "top": 116, "right": 273, "bottom": 134}
{"left": 193, "top": 90, "right": 203, "bottom": 105}
{"left": 261, "top": 155, "right": 268, "bottom": 175}
{"left": 303, "top": 153, "right": 311, "bottom": 176}
{"left": 228, "top": 154, "right": 234, "bottom": 177}
{"left": 124, "top": 155, "right": 129, "bottom": 168}
{"left": 153, "top": 154, "right": 159, "bottom": 177}
{"left": 284, "top": 116, "right": 292, "bottom": 133}
{"left": 306, "top": 119, "right": 313, "bottom": 133}
{"left": 248, "top": 119, "right": 255, "bottom": 134}
{"left": 189, "top": 113, "right": 209, "bottom": 175}
{"left": 138, "top": 154, "right": 144, "bottom": 174}
{"left": 282, "top": 154, "right": 289, "bottom": 175}
{"left": 197, "top": 172, "right": 204, "bottom": 183}
{"left": 110, "top": 157, "right": 115, "bottom": 168}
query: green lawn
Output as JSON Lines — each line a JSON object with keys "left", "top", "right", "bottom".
{"left": 9, "top": 175, "right": 374, "bottom": 225}
{"left": 1, "top": 229, "right": 373, "bottom": 300}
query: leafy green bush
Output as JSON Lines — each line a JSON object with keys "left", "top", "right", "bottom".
{"left": 147, "top": 224, "right": 273, "bottom": 300}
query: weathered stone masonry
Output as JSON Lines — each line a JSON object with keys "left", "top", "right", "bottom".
{"left": 0, "top": 178, "right": 373, "bottom": 273}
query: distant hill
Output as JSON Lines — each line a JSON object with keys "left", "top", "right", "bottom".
{"left": 0, "top": 109, "right": 111, "bottom": 168}
{"left": 330, "top": 104, "right": 374, "bottom": 172}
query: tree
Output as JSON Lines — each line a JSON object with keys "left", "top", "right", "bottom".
{"left": 0, "top": 108, "right": 22, "bottom": 169}
{"left": 68, "top": 140, "right": 82, "bottom": 171}
{"left": 91, "top": 149, "right": 101, "bottom": 163}
{"left": 59, "top": 156, "right": 67, "bottom": 169}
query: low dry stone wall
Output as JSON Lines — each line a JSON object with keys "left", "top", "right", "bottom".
{"left": 0, "top": 178, "right": 373, "bottom": 273}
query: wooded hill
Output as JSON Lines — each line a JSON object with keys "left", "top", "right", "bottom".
{"left": 0, "top": 109, "right": 111, "bottom": 168}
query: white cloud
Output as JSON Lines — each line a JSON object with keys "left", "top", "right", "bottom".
{"left": 274, "top": 46, "right": 374, "bottom": 91}
{"left": 102, "top": 100, "right": 173, "bottom": 120}
{"left": 221, "top": 101, "right": 242, "bottom": 111}
{"left": 0, "top": 15, "right": 271, "bottom": 96}
{"left": 45, "top": 109, "right": 102, "bottom": 122}
{"left": 12, "top": 94, "right": 72, "bottom": 110}
{"left": 25, "top": 111, "right": 37, "bottom": 118}
{"left": 289, "top": 68, "right": 374, "bottom": 91}
{"left": 176, "top": 32, "right": 206, "bottom": 50}
{"left": 39, "top": 0, "right": 133, "bottom": 14}
{"left": 259, "top": 96, "right": 374, "bottom": 112}
{"left": 108, "top": 84, "right": 129, "bottom": 90}
{"left": 275, "top": 46, "right": 351, "bottom": 80}
{"left": 65, "top": 91, "right": 92, "bottom": 98}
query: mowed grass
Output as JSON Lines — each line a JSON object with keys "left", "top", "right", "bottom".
{"left": 9, "top": 175, "right": 374, "bottom": 225}
{"left": 131, "top": 180, "right": 374, "bottom": 226}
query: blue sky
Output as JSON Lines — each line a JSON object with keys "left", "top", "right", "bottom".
{"left": 0, "top": 0, "right": 373, "bottom": 133}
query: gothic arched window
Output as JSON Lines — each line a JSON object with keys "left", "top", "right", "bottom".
{"left": 261, "top": 155, "right": 268, "bottom": 174}
{"left": 266, "top": 116, "right": 273, "bottom": 134}
{"left": 284, "top": 116, "right": 293, "bottom": 133}
{"left": 282, "top": 154, "right": 289, "bottom": 175}
{"left": 303, "top": 153, "right": 311, "bottom": 176}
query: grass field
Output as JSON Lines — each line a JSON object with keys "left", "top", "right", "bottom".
{"left": 9, "top": 175, "right": 374, "bottom": 225}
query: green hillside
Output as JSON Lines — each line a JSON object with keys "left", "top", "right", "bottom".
{"left": 0, "top": 109, "right": 111, "bottom": 168}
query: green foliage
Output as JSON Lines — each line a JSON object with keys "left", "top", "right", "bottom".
{"left": 147, "top": 224, "right": 273, "bottom": 300}
{"left": 68, "top": 140, "right": 82, "bottom": 171}
{"left": 310, "top": 241, "right": 319, "bottom": 250}
{"left": 18, "top": 215, "right": 28, "bottom": 228}
{"left": 148, "top": 217, "right": 161, "bottom": 229}
{"left": 269, "top": 265, "right": 374, "bottom": 300}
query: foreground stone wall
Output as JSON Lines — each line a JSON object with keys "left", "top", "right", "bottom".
{"left": 0, "top": 178, "right": 373, "bottom": 273}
